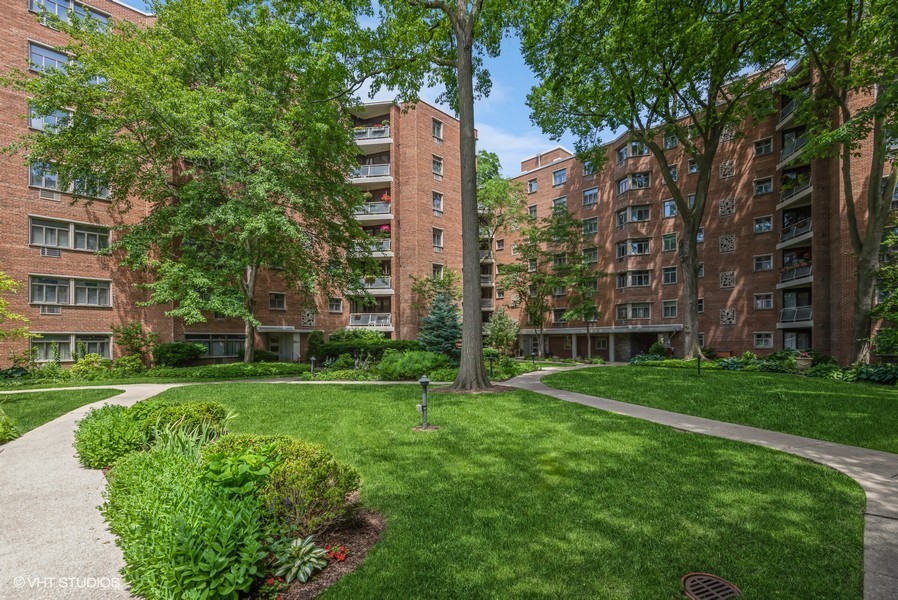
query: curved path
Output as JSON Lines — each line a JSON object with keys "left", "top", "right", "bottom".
{"left": 504, "top": 368, "right": 898, "bottom": 600}
{"left": 1, "top": 373, "right": 896, "bottom": 599}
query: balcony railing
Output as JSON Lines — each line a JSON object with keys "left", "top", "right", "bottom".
{"left": 351, "top": 164, "right": 391, "bottom": 178}
{"left": 779, "top": 305, "right": 813, "bottom": 323}
{"left": 780, "top": 264, "right": 812, "bottom": 283}
{"left": 780, "top": 177, "right": 811, "bottom": 202}
{"left": 780, "top": 98, "right": 797, "bottom": 122}
{"left": 349, "top": 312, "right": 392, "bottom": 326}
{"left": 360, "top": 276, "right": 392, "bottom": 289}
{"left": 780, "top": 218, "right": 812, "bottom": 242}
{"left": 481, "top": 298, "right": 494, "bottom": 308}
{"left": 352, "top": 201, "right": 391, "bottom": 216}
{"left": 480, "top": 274, "right": 493, "bottom": 284}
{"left": 354, "top": 125, "right": 390, "bottom": 140}
{"left": 479, "top": 250, "right": 493, "bottom": 260}
{"left": 355, "top": 238, "right": 391, "bottom": 252}
{"left": 780, "top": 135, "right": 809, "bottom": 163}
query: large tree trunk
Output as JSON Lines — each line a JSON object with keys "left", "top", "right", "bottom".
{"left": 851, "top": 250, "right": 878, "bottom": 364}
{"left": 585, "top": 322, "right": 592, "bottom": 360}
{"left": 679, "top": 219, "right": 701, "bottom": 359}
{"left": 242, "top": 264, "right": 258, "bottom": 364}
{"left": 450, "top": 24, "right": 490, "bottom": 391}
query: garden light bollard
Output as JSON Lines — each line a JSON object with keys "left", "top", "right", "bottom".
{"left": 310, "top": 356, "right": 316, "bottom": 374}
{"left": 531, "top": 352, "right": 536, "bottom": 366}
{"left": 419, "top": 375, "right": 430, "bottom": 429}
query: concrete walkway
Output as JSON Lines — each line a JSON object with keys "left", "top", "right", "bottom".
{"left": 505, "top": 368, "right": 898, "bottom": 600}
{"left": 0, "top": 384, "right": 182, "bottom": 600}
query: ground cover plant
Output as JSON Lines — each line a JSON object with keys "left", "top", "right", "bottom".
{"left": 545, "top": 366, "right": 898, "bottom": 453}
{"left": 145, "top": 383, "right": 865, "bottom": 599}
{"left": 0, "top": 389, "right": 121, "bottom": 442}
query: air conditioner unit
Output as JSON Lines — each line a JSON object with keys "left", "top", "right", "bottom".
{"left": 40, "top": 305, "right": 62, "bottom": 315}
{"left": 39, "top": 189, "right": 61, "bottom": 201}
{"left": 40, "top": 247, "right": 62, "bottom": 258}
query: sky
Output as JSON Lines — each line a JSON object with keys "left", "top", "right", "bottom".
{"left": 122, "top": 1, "right": 576, "bottom": 176}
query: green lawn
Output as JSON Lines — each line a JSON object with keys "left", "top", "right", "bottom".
{"left": 0, "top": 389, "right": 122, "bottom": 434}
{"left": 153, "top": 383, "right": 864, "bottom": 599}
{"left": 544, "top": 366, "right": 898, "bottom": 453}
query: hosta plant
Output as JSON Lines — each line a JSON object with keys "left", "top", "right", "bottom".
{"left": 273, "top": 536, "right": 328, "bottom": 583}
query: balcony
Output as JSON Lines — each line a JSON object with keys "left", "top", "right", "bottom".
{"left": 480, "top": 273, "right": 494, "bottom": 286}
{"left": 353, "top": 238, "right": 393, "bottom": 256}
{"left": 777, "top": 264, "right": 813, "bottom": 289}
{"left": 349, "top": 312, "right": 392, "bottom": 329}
{"left": 354, "top": 126, "right": 392, "bottom": 155}
{"left": 777, "top": 218, "right": 813, "bottom": 249}
{"left": 350, "top": 164, "right": 392, "bottom": 187}
{"left": 479, "top": 250, "right": 494, "bottom": 263}
{"left": 777, "top": 177, "right": 812, "bottom": 210}
{"left": 354, "top": 125, "right": 390, "bottom": 141}
{"left": 778, "top": 305, "right": 813, "bottom": 326}
{"left": 777, "top": 135, "right": 810, "bottom": 169}
{"left": 777, "top": 99, "right": 798, "bottom": 131}
{"left": 352, "top": 276, "right": 393, "bottom": 295}
{"left": 481, "top": 298, "right": 494, "bottom": 310}
{"left": 352, "top": 201, "right": 393, "bottom": 222}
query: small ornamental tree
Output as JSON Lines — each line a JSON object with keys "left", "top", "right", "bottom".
{"left": 0, "top": 272, "right": 28, "bottom": 343}
{"left": 484, "top": 308, "right": 520, "bottom": 357}
{"left": 418, "top": 293, "right": 462, "bottom": 362}
{"left": 410, "top": 268, "right": 462, "bottom": 314}
{"left": 111, "top": 321, "right": 159, "bottom": 367}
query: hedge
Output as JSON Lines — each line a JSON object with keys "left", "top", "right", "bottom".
{"left": 315, "top": 339, "right": 422, "bottom": 361}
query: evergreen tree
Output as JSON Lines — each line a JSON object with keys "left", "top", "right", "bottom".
{"left": 418, "top": 293, "right": 462, "bottom": 362}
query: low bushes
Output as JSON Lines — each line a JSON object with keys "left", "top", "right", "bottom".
{"left": 0, "top": 406, "right": 21, "bottom": 444}
{"left": 153, "top": 342, "right": 208, "bottom": 367}
{"left": 376, "top": 350, "right": 451, "bottom": 381}
{"left": 316, "top": 339, "right": 422, "bottom": 362}
{"left": 126, "top": 362, "right": 311, "bottom": 380}
{"left": 846, "top": 364, "right": 898, "bottom": 385}
{"left": 74, "top": 405, "right": 147, "bottom": 469}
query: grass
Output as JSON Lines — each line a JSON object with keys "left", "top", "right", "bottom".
{"left": 0, "top": 389, "right": 122, "bottom": 435}
{"left": 0, "top": 375, "right": 294, "bottom": 391}
{"left": 153, "top": 383, "right": 864, "bottom": 599}
{"left": 544, "top": 366, "right": 898, "bottom": 453}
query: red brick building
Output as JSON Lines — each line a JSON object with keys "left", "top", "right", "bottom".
{"left": 497, "top": 75, "right": 895, "bottom": 364}
{"left": 0, "top": 1, "right": 466, "bottom": 366}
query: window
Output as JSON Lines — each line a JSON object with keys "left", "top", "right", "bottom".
{"left": 630, "top": 205, "right": 650, "bottom": 222}
{"left": 696, "top": 227, "right": 704, "bottom": 243}
{"left": 73, "top": 224, "right": 109, "bottom": 251}
{"left": 687, "top": 193, "right": 696, "bottom": 208}
{"left": 73, "top": 177, "right": 110, "bottom": 200}
{"left": 528, "top": 258, "right": 537, "bottom": 272}
{"left": 432, "top": 264, "right": 444, "bottom": 279}
{"left": 662, "top": 233, "right": 677, "bottom": 252}
{"left": 616, "top": 210, "right": 627, "bottom": 229}
{"left": 630, "top": 270, "right": 650, "bottom": 287}
{"left": 754, "top": 332, "right": 774, "bottom": 348}
{"left": 30, "top": 218, "right": 70, "bottom": 248}
{"left": 664, "top": 134, "right": 678, "bottom": 150}
{"left": 185, "top": 334, "right": 245, "bottom": 357}
{"left": 552, "top": 168, "right": 567, "bottom": 186}
{"left": 663, "top": 300, "right": 677, "bottom": 318}
{"left": 616, "top": 273, "right": 628, "bottom": 288}
{"left": 269, "top": 292, "right": 286, "bottom": 310}
{"left": 527, "top": 179, "right": 537, "bottom": 193}
{"left": 698, "top": 263, "right": 705, "bottom": 277}
{"left": 754, "top": 255, "right": 773, "bottom": 272}
{"left": 754, "top": 293, "right": 773, "bottom": 310}
{"left": 432, "top": 191, "right": 443, "bottom": 216}
{"left": 698, "top": 333, "right": 705, "bottom": 347}
{"left": 754, "top": 177, "right": 773, "bottom": 195}
{"left": 586, "top": 278, "right": 598, "bottom": 292}
{"left": 553, "top": 254, "right": 567, "bottom": 267}
{"left": 553, "top": 308, "right": 567, "bottom": 324}
{"left": 432, "top": 228, "right": 443, "bottom": 250}
{"left": 432, "top": 118, "right": 443, "bottom": 141}
{"left": 32, "top": 334, "right": 73, "bottom": 361}
{"left": 631, "top": 303, "right": 650, "bottom": 319}
{"left": 583, "top": 247, "right": 598, "bottom": 263}
{"left": 582, "top": 218, "right": 598, "bottom": 235}
{"left": 663, "top": 199, "right": 677, "bottom": 218}
{"left": 29, "top": 106, "right": 69, "bottom": 131}
{"left": 432, "top": 155, "right": 443, "bottom": 177}
{"left": 630, "top": 141, "right": 649, "bottom": 156}
{"left": 662, "top": 266, "right": 677, "bottom": 285}
{"left": 617, "top": 177, "right": 630, "bottom": 195}
{"left": 616, "top": 305, "right": 628, "bottom": 320}
{"left": 328, "top": 298, "right": 342, "bottom": 313}
{"left": 754, "top": 215, "right": 773, "bottom": 234}
{"left": 631, "top": 172, "right": 650, "bottom": 189}
{"left": 719, "top": 160, "right": 736, "bottom": 179}
{"left": 511, "top": 244, "right": 519, "bottom": 256}
{"left": 29, "top": 163, "right": 61, "bottom": 191}
{"left": 697, "top": 298, "right": 704, "bottom": 313}
{"left": 552, "top": 196, "right": 568, "bottom": 212}
{"left": 30, "top": 277, "right": 69, "bottom": 305}
{"left": 495, "top": 239, "right": 505, "bottom": 251}
{"left": 553, "top": 286, "right": 566, "bottom": 297}
{"left": 528, "top": 284, "right": 537, "bottom": 298}
{"left": 616, "top": 242, "right": 627, "bottom": 259}
{"left": 754, "top": 138, "right": 773, "bottom": 156}
{"left": 29, "top": 43, "right": 68, "bottom": 73}
{"left": 74, "top": 279, "right": 110, "bottom": 306}
{"left": 528, "top": 205, "right": 537, "bottom": 218}
{"left": 669, "top": 165, "right": 678, "bottom": 182}
{"left": 616, "top": 146, "right": 628, "bottom": 165}
{"left": 496, "top": 289, "right": 504, "bottom": 300}
{"left": 582, "top": 187, "right": 598, "bottom": 207}
{"left": 630, "top": 239, "right": 650, "bottom": 255}
{"left": 583, "top": 161, "right": 596, "bottom": 176}
{"left": 688, "top": 159, "right": 698, "bottom": 174}
{"left": 30, "top": 0, "right": 109, "bottom": 27}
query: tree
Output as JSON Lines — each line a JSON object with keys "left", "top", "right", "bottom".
{"left": 368, "top": 0, "right": 523, "bottom": 390}
{"left": 410, "top": 268, "right": 462, "bottom": 314}
{"left": 0, "top": 273, "right": 29, "bottom": 343}
{"left": 775, "top": 0, "right": 898, "bottom": 362}
{"left": 484, "top": 307, "right": 520, "bottom": 357}
{"left": 418, "top": 293, "right": 462, "bottom": 361}
{"left": 476, "top": 150, "right": 527, "bottom": 251}
{"left": 6, "top": 0, "right": 367, "bottom": 363}
{"left": 111, "top": 321, "right": 159, "bottom": 366}
{"left": 522, "top": 0, "right": 788, "bottom": 358}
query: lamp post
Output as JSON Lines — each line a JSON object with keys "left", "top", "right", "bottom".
{"left": 418, "top": 375, "right": 430, "bottom": 429}
{"left": 310, "top": 356, "right": 316, "bottom": 374}
{"left": 531, "top": 352, "right": 536, "bottom": 366}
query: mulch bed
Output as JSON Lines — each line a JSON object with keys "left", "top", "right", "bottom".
{"left": 282, "top": 509, "right": 385, "bottom": 600}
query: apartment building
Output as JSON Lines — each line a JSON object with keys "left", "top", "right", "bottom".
{"left": 0, "top": 0, "right": 465, "bottom": 366}
{"left": 499, "top": 78, "right": 894, "bottom": 364}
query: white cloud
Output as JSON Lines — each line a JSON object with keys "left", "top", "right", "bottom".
{"left": 474, "top": 122, "right": 558, "bottom": 176}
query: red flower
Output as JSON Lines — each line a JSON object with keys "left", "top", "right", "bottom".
{"left": 325, "top": 544, "right": 331, "bottom": 551}
{"left": 339, "top": 545, "right": 346, "bottom": 552}
{"left": 266, "top": 577, "right": 275, "bottom": 585}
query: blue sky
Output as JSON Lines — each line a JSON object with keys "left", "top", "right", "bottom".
{"left": 122, "top": 1, "right": 575, "bottom": 175}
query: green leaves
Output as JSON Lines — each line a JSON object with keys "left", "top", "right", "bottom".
{"left": 272, "top": 535, "right": 329, "bottom": 583}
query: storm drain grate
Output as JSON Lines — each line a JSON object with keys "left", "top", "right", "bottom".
{"left": 681, "top": 573, "right": 742, "bottom": 600}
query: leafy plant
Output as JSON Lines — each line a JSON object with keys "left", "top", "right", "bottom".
{"left": 328, "top": 328, "right": 386, "bottom": 343}
{"left": 74, "top": 404, "right": 146, "bottom": 469}
{"left": 325, "top": 543, "right": 348, "bottom": 562}
{"left": 253, "top": 349, "right": 280, "bottom": 363}
{"left": 306, "top": 330, "right": 325, "bottom": 361}
{"left": 377, "top": 350, "right": 451, "bottom": 381}
{"left": 0, "top": 406, "right": 21, "bottom": 444}
{"left": 70, "top": 353, "right": 111, "bottom": 379}
{"left": 112, "top": 354, "right": 145, "bottom": 376}
{"left": 629, "top": 353, "right": 667, "bottom": 364}
{"left": 272, "top": 535, "right": 328, "bottom": 583}
{"left": 152, "top": 342, "right": 207, "bottom": 367}
{"left": 719, "top": 357, "right": 744, "bottom": 371}
{"left": 137, "top": 401, "right": 229, "bottom": 440}
{"left": 202, "top": 442, "right": 280, "bottom": 494}
{"left": 805, "top": 364, "right": 845, "bottom": 380}
{"left": 647, "top": 342, "right": 668, "bottom": 356}
{"left": 873, "top": 328, "right": 898, "bottom": 355}
{"left": 111, "top": 321, "right": 159, "bottom": 366}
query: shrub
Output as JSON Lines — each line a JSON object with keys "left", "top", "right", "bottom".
{"left": 377, "top": 350, "right": 451, "bottom": 380}
{"left": 103, "top": 447, "right": 266, "bottom": 599}
{"left": 719, "top": 357, "right": 744, "bottom": 371}
{"left": 136, "top": 401, "right": 229, "bottom": 439}
{"left": 647, "top": 342, "right": 667, "bottom": 356}
{"left": 329, "top": 353, "right": 355, "bottom": 370}
{"left": 153, "top": 342, "right": 207, "bottom": 367}
{"left": 757, "top": 359, "right": 797, "bottom": 373}
{"left": 805, "top": 363, "right": 844, "bottom": 380}
{"left": 70, "top": 353, "right": 111, "bottom": 379}
{"left": 700, "top": 346, "right": 718, "bottom": 360}
{"left": 873, "top": 328, "right": 898, "bottom": 355}
{"left": 112, "top": 354, "right": 145, "bottom": 376}
{"left": 313, "top": 369, "right": 373, "bottom": 381}
{"left": 0, "top": 406, "right": 21, "bottom": 444}
{"left": 630, "top": 358, "right": 723, "bottom": 370}
{"left": 629, "top": 353, "right": 667, "bottom": 364}
{"left": 0, "top": 367, "right": 29, "bottom": 380}
{"left": 849, "top": 364, "right": 898, "bottom": 385}
{"left": 253, "top": 349, "right": 279, "bottom": 363}
{"left": 75, "top": 405, "right": 146, "bottom": 469}
{"left": 111, "top": 321, "right": 159, "bottom": 366}
{"left": 317, "top": 339, "right": 422, "bottom": 362}
{"left": 328, "top": 328, "right": 385, "bottom": 343}
{"left": 429, "top": 367, "right": 459, "bottom": 381}
{"left": 140, "top": 362, "right": 310, "bottom": 380}
{"left": 590, "top": 357, "right": 605, "bottom": 365}
{"left": 306, "top": 330, "right": 325, "bottom": 361}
